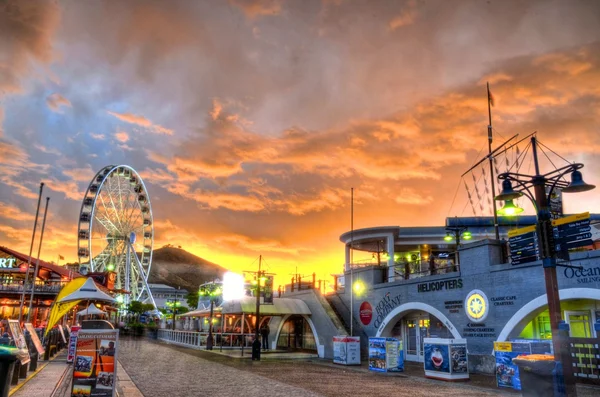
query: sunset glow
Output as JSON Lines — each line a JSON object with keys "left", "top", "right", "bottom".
{"left": 1, "top": 0, "right": 600, "bottom": 291}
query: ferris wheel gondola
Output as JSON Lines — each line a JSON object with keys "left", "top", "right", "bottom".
{"left": 77, "top": 165, "right": 156, "bottom": 307}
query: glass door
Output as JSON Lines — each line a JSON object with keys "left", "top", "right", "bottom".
{"left": 565, "top": 311, "right": 592, "bottom": 338}
{"left": 404, "top": 316, "right": 430, "bottom": 362}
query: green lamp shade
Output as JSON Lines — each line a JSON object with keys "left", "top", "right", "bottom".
{"left": 497, "top": 199, "right": 524, "bottom": 216}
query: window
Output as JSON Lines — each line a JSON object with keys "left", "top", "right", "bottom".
{"left": 536, "top": 315, "right": 552, "bottom": 339}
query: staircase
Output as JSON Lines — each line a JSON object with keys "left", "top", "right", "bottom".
{"left": 325, "top": 293, "right": 370, "bottom": 355}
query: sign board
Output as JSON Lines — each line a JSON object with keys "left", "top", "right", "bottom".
{"left": 0, "top": 257, "right": 17, "bottom": 268}
{"left": 546, "top": 186, "right": 563, "bottom": 220}
{"left": 368, "top": 337, "right": 404, "bottom": 372}
{"left": 24, "top": 323, "right": 45, "bottom": 355}
{"left": 508, "top": 225, "right": 539, "bottom": 265}
{"left": 423, "top": 338, "right": 469, "bottom": 381}
{"left": 333, "top": 336, "right": 360, "bottom": 365}
{"left": 67, "top": 325, "right": 82, "bottom": 363}
{"left": 8, "top": 320, "right": 30, "bottom": 364}
{"left": 552, "top": 212, "right": 592, "bottom": 259}
{"left": 72, "top": 329, "right": 119, "bottom": 397}
{"left": 263, "top": 275, "right": 274, "bottom": 304}
{"left": 58, "top": 324, "right": 67, "bottom": 344}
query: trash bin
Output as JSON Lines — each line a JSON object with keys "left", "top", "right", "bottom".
{"left": 0, "top": 346, "right": 18, "bottom": 397}
{"left": 251, "top": 338, "right": 261, "bottom": 361}
{"left": 513, "top": 355, "right": 556, "bottom": 397}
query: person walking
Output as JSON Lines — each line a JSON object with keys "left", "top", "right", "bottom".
{"left": 260, "top": 322, "right": 270, "bottom": 351}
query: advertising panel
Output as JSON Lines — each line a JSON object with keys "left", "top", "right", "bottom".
{"left": 450, "top": 344, "right": 468, "bottom": 373}
{"left": 494, "top": 341, "right": 531, "bottom": 390}
{"left": 385, "top": 338, "right": 404, "bottom": 372}
{"left": 368, "top": 337, "right": 387, "bottom": 372}
{"left": 263, "top": 276, "right": 274, "bottom": 304}
{"left": 8, "top": 320, "right": 30, "bottom": 364}
{"left": 424, "top": 343, "right": 450, "bottom": 373}
{"left": 67, "top": 326, "right": 82, "bottom": 363}
{"left": 24, "top": 323, "right": 45, "bottom": 355}
{"left": 72, "top": 329, "right": 119, "bottom": 397}
{"left": 333, "top": 336, "right": 360, "bottom": 365}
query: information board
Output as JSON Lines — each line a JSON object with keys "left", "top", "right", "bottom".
{"left": 508, "top": 225, "right": 539, "bottom": 265}
{"left": 67, "top": 325, "right": 82, "bottom": 363}
{"left": 24, "top": 323, "right": 45, "bottom": 355}
{"left": 7, "top": 320, "right": 30, "bottom": 364}
{"left": 333, "top": 336, "right": 360, "bottom": 365}
{"left": 72, "top": 329, "right": 119, "bottom": 397}
{"left": 552, "top": 212, "right": 592, "bottom": 259}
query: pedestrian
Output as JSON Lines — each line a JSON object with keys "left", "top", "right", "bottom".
{"left": 260, "top": 322, "right": 270, "bottom": 351}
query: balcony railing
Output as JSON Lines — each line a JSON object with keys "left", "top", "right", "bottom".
{"left": 0, "top": 282, "right": 68, "bottom": 294}
{"left": 347, "top": 258, "right": 459, "bottom": 282}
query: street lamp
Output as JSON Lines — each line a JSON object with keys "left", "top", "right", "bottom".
{"left": 495, "top": 136, "right": 595, "bottom": 396}
{"left": 167, "top": 295, "right": 181, "bottom": 331}
{"left": 444, "top": 224, "right": 472, "bottom": 271}
{"left": 200, "top": 281, "right": 221, "bottom": 350}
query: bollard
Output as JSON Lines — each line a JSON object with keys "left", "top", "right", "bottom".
{"left": 11, "top": 361, "right": 20, "bottom": 386}
{"left": 251, "top": 338, "right": 261, "bottom": 361}
{"left": 26, "top": 333, "right": 38, "bottom": 372}
{"left": 0, "top": 347, "right": 18, "bottom": 397}
{"left": 18, "top": 361, "right": 28, "bottom": 379}
{"left": 557, "top": 321, "right": 576, "bottom": 397}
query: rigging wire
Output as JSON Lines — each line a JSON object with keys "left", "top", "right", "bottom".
{"left": 447, "top": 144, "right": 485, "bottom": 216}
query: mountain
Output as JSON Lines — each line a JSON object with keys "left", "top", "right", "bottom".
{"left": 147, "top": 246, "right": 227, "bottom": 293}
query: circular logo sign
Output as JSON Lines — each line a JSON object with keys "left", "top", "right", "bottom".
{"left": 359, "top": 301, "right": 373, "bottom": 325}
{"left": 464, "top": 289, "right": 489, "bottom": 323}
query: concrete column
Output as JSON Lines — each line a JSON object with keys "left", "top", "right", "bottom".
{"left": 345, "top": 243, "right": 350, "bottom": 271}
{"left": 387, "top": 234, "right": 395, "bottom": 282}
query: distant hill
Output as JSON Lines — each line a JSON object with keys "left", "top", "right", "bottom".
{"left": 147, "top": 246, "right": 227, "bottom": 293}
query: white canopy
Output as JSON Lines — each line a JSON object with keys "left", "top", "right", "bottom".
{"left": 58, "top": 277, "right": 116, "bottom": 303}
{"left": 181, "top": 297, "right": 311, "bottom": 317}
{"left": 76, "top": 304, "right": 107, "bottom": 317}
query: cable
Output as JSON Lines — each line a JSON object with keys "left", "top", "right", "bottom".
{"left": 538, "top": 139, "right": 572, "bottom": 165}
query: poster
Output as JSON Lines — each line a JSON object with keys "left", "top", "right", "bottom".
{"left": 424, "top": 344, "right": 450, "bottom": 373}
{"left": 494, "top": 341, "right": 531, "bottom": 390}
{"left": 24, "top": 323, "right": 45, "bottom": 355}
{"left": 58, "top": 324, "right": 68, "bottom": 344}
{"left": 8, "top": 320, "right": 31, "bottom": 364}
{"left": 450, "top": 344, "right": 468, "bottom": 373}
{"left": 72, "top": 329, "right": 119, "bottom": 397}
{"left": 67, "top": 326, "right": 82, "bottom": 363}
{"left": 385, "top": 338, "right": 404, "bottom": 372}
{"left": 368, "top": 337, "right": 386, "bottom": 372}
{"left": 333, "top": 336, "right": 360, "bottom": 365}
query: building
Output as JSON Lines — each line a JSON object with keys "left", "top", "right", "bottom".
{"left": 0, "top": 246, "right": 76, "bottom": 325}
{"left": 329, "top": 215, "right": 600, "bottom": 372}
{"left": 139, "top": 283, "right": 187, "bottom": 310}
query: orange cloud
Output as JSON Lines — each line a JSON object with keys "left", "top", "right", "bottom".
{"left": 46, "top": 93, "right": 71, "bottom": 111}
{"left": 230, "top": 0, "right": 282, "bottom": 18}
{"left": 388, "top": 0, "right": 418, "bottom": 30}
{"left": 114, "top": 131, "right": 129, "bottom": 143}
{"left": 107, "top": 111, "right": 174, "bottom": 135}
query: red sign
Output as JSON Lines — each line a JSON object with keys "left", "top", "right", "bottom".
{"left": 359, "top": 301, "right": 373, "bottom": 325}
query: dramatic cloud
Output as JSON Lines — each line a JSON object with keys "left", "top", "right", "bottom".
{"left": 1, "top": 0, "right": 600, "bottom": 287}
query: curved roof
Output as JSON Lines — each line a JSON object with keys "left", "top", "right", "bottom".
{"left": 181, "top": 297, "right": 311, "bottom": 317}
{"left": 0, "top": 246, "right": 78, "bottom": 279}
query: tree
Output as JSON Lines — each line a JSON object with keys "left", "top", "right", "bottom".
{"left": 185, "top": 291, "right": 199, "bottom": 309}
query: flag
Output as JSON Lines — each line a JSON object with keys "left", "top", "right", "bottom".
{"left": 59, "top": 255, "right": 65, "bottom": 260}
{"left": 488, "top": 89, "right": 495, "bottom": 107}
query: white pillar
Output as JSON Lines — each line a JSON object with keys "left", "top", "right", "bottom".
{"left": 345, "top": 243, "right": 350, "bottom": 272}
{"left": 387, "top": 234, "right": 395, "bottom": 282}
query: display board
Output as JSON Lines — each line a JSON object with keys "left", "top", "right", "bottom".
{"left": 24, "top": 323, "right": 45, "bottom": 355}
{"left": 8, "top": 320, "right": 31, "bottom": 364}
{"left": 333, "top": 336, "right": 360, "bottom": 365}
{"left": 67, "top": 325, "right": 82, "bottom": 363}
{"left": 423, "top": 338, "right": 469, "bottom": 381}
{"left": 494, "top": 340, "right": 553, "bottom": 391}
{"left": 72, "top": 329, "right": 119, "bottom": 397}
{"left": 508, "top": 225, "right": 539, "bottom": 265}
{"left": 368, "top": 337, "right": 404, "bottom": 372}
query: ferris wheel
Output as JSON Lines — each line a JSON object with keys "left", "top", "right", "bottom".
{"left": 77, "top": 165, "right": 156, "bottom": 306}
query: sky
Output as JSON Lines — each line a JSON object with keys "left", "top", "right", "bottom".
{"left": 1, "top": 0, "right": 600, "bottom": 290}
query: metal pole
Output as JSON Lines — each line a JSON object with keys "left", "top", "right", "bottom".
{"left": 530, "top": 136, "right": 576, "bottom": 396}
{"left": 487, "top": 82, "right": 500, "bottom": 240}
{"left": 125, "top": 237, "right": 131, "bottom": 309}
{"left": 350, "top": 187, "right": 354, "bottom": 337}
{"left": 19, "top": 182, "right": 44, "bottom": 323}
{"left": 255, "top": 255, "right": 262, "bottom": 341}
{"left": 27, "top": 197, "right": 50, "bottom": 322}
{"left": 207, "top": 298, "right": 214, "bottom": 349}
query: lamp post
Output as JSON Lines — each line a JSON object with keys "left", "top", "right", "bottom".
{"left": 200, "top": 281, "right": 221, "bottom": 350}
{"left": 167, "top": 295, "right": 180, "bottom": 331}
{"left": 444, "top": 224, "right": 472, "bottom": 271}
{"left": 495, "top": 136, "right": 595, "bottom": 397}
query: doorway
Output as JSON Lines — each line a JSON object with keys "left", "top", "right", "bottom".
{"left": 404, "top": 314, "right": 430, "bottom": 362}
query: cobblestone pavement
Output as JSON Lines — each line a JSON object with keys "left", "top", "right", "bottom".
{"left": 119, "top": 338, "right": 514, "bottom": 397}
{"left": 10, "top": 360, "right": 69, "bottom": 397}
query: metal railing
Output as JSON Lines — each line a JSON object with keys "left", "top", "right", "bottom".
{"left": 0, "top": 282, "right": 67, "bottom": 294}
{"left": 157, "top": 329, "right": 257, "bottom": 349}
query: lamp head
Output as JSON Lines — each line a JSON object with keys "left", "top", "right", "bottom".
{"left": 495, "top": 179, "right": 523, "bottom": 201}
{"left": 497, "top": 199, "right": 524, "bottom": 216}
{"left": 461, "top": 231, "right": 472, "bottom": 240}
{"left": 562, "top": 169, "right": 596, "bottom": 193}
{"left": 443, "top": 234, "right": 453, "bottom": 242}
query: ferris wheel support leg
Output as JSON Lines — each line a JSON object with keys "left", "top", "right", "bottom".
{"left": 128, "top": 241, "right": 159, "bottom": 311}
{"left": 125, "top": 241, "right": 131, "bottom": 308}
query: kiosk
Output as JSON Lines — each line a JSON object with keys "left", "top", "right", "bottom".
{"left": 423, "top": 338, "right": 469, "bottom": 381}
{"left": 368, "top": 337, "right": 404, "bottom": 372}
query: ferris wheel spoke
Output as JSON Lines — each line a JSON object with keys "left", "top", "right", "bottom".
{"left": 99, "top": 191, "right": 122, "bottom": 233}
{"left": 107, "top": 177, "right": 125, "bottom": 231}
